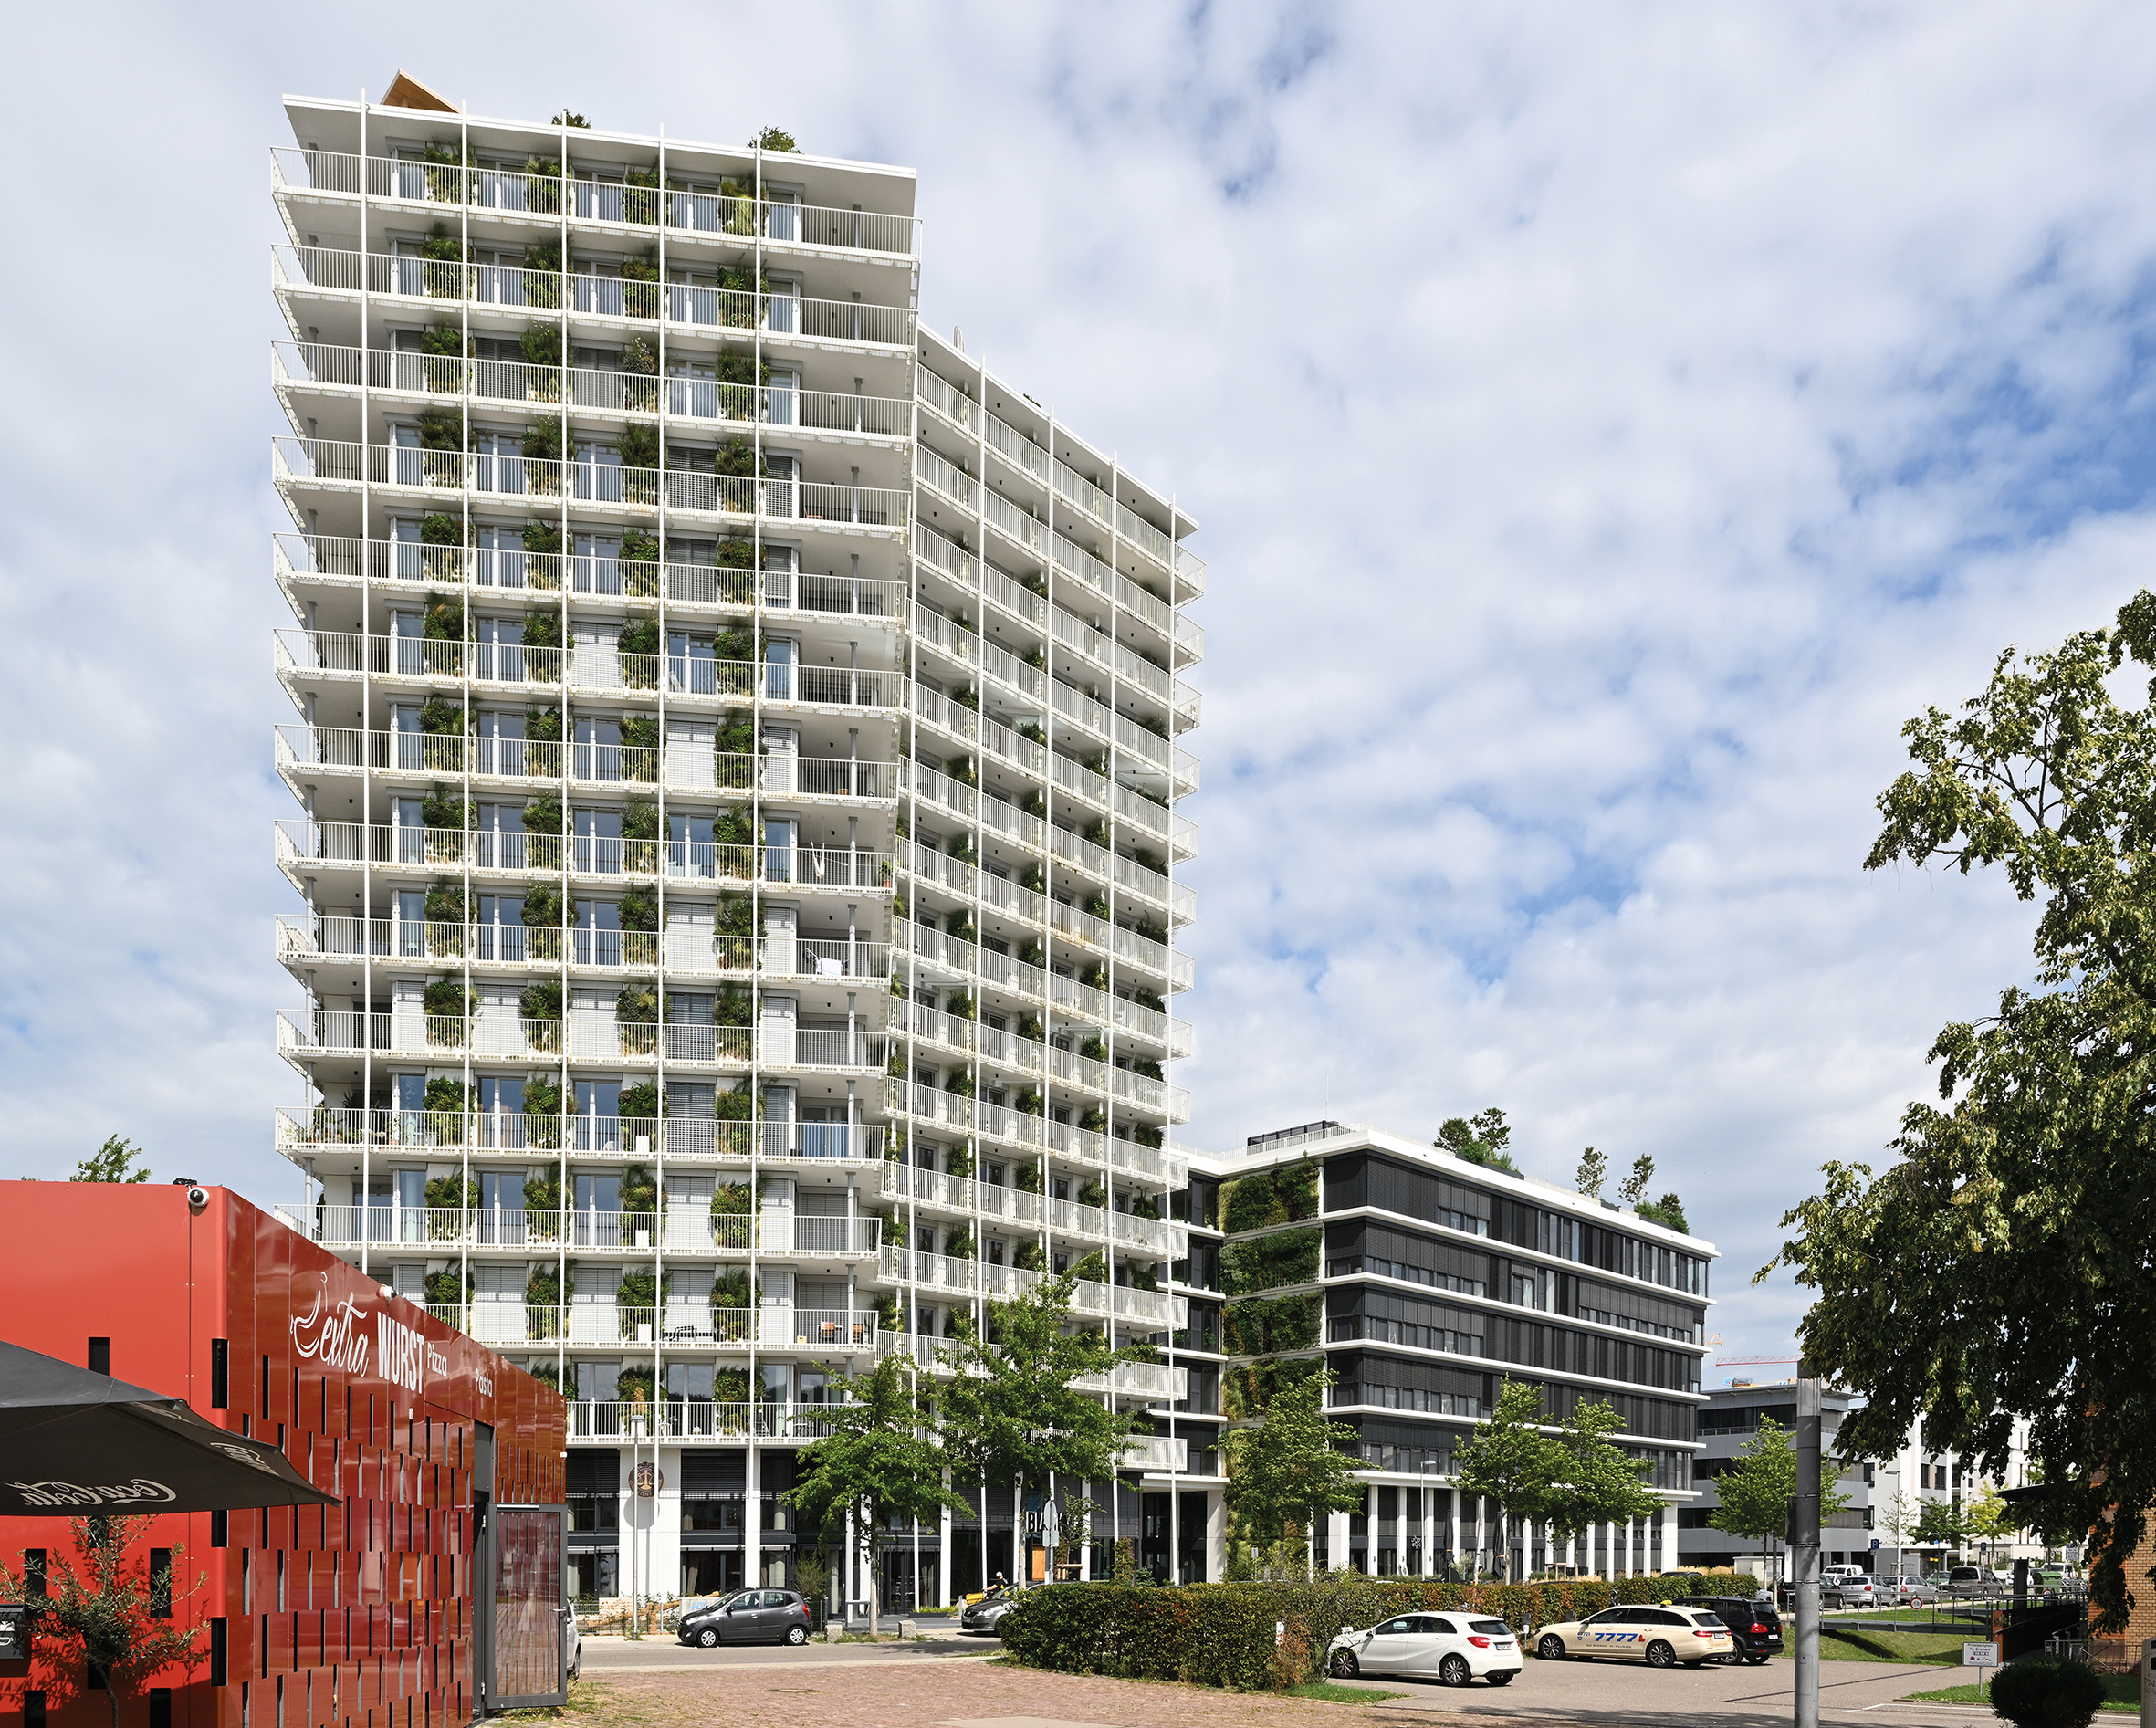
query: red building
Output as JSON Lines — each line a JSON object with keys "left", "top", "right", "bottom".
{"left": 0, "top": 1185, "right": 566, "bottom": 1728}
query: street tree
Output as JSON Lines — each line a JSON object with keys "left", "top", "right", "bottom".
{"left": 74, "top": 1136, "right": 149, "bottom": 1183}
{"left": 1223, "top": 1368, "right": 1366, "bottom": 1571}
{"left": 782, "top": 1354, "right": 969, "bottom": 1635}
{"left": 1875, "top": 1487, "right": 1920, "bottom": 1576}
{"left": 1763, "top": 593, "right": 2156, "bottom": 1630}
{"left": 1915, "top": 1494, "right": 1977, "bottom": 1555}
{"left": 1544, "top": 1398, "right": 1660, "bottom": 1558}
{"left": 1452, "top": 1378, "right": 1559, "bottom": 1581}
{"left": 1966, "top": 1480, "right": 2015, "bottom": 1546}
{"left": 937, "top": 1272, "right": 1139, "bottom": 1587}
{"left": 1707, "top": 1416, "right": 1849, "bottom": 1586}
{"left": 1435, "top": 1108, "right": 1518, "bottom": 1174}
{"left": 0, "top": 1516, "right": 202, "bottom": 1728}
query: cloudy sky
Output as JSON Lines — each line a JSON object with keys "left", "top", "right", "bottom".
{"left": 5, "top": 2, "right": 2152, "bottom": 1369}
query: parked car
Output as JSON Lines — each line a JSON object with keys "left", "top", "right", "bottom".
{"left": 676, "top": 1588, "right": 813, "bottom": 1647}
{"left": 1947, "top": 1566, "right": 2006, "bottom": 1597}
{"left": 565, "top": 1611, "right": 581, "bottom": 1680}
{"left": 1327, "top": 1613, "right": 1521, "bottom": 1686}
{"left": 1820, "top": 1564, "right": 1867, "bottom": 1585}
{"left": 959, "top": 1585, "right": 1029, "bottom": 1637}
{"left": 1535, "top": 1606, "right": 1734, "bottom": 1669}
{"left": 1675, "top": 1595, "right": 1783, "bottom": 1665}
{"left": 1822, "top": 1576, "right": 1884, "bottom": 1610}
{"left": 1879, "top": 1575, "right": 1939, "bottom": 1605}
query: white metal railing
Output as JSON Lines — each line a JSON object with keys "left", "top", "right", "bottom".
{"left": 276, "top": 1010, "right": 888, "bottom": 1072}
{"left": 884, "top": 1081, "right": 1188, "bottom": 1189}
{"left": 274, "top": 914, "right": 891, "bottom": 982}
{"left": 566, "top": 1397, "right": 874, "bottom": 1443}
{"left": 272, "top": 244, "right": 916, "bottom": 344}
{"left": 270, "top": 151, "right": 919, "bottom": 257}
{"left": 293, "top": 1206, "right": 879, "bottom": 1256}
{"left": 876, "top": 1245, "right": 1184, "bottom": 1327}
{"left": 874, "top": 1162, "right": 1184, "bottom": 1257}
{"left": 274, "top": 1108, "right": 881, "bottom": 1162}
{"left": 870, "top": 1328, "right": 1185, "bottom": 1402}
{"left": 1122, "top": 1435, "right": 1189, "bottom": 1472}
{"left": 271, "top": 436, "right": 910, "bottom": 532}
{"left": 890, "top": 915, "right": 1186, "bottom": 1053}
{"left": 274, "top": 341, "right": 913, "bottom": 437}
{"left": 888, "top": 993, "right": 1188, "bottom": 1118}
{"left": 274, "top": 533, "right": 906, "bottom": 620}
{"left": 271, "top": 814, "right": 895, "bottom": 895}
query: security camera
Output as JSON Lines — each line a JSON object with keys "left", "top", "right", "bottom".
{"left": 186, "top": 1187, "right": 209, "bottom": 1210}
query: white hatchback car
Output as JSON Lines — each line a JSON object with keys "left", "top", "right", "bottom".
{"left": 1327, "top": 1612, "right": 1523, "bottom": 1686}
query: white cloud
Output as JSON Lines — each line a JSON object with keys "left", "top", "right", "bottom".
{"left": 4, "top": 0, "right": 2155, "bottom": 1367}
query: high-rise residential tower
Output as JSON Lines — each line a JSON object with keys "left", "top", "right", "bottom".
{"left": 268, "top": 78, "right": 1209, "bottom": 1607}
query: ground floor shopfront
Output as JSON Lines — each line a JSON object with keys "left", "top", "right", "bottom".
{"left": 561, "top": 1444, "right": 1224, "bottom": 1608}
{"left": 1319, "top": 1481, "right": 1685, "bottom": 1580}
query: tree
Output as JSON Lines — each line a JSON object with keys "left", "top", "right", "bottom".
{"left": 74, "top": 1136, "right": 149, "bottom": 1183}
{"left": 1617, "top": 1155, "right": 1654, "bottom": 1208}
{"left": 937, "top": 1272, "right": 1139, "bottom": 1587}
{"left": 782, "top": 1355, "right": 969, "bottom": 1636}
{"left": 1223, "top": 1369, "right": 1366, "bottom": 1566}
{"left": 1707, "top": 1416, "right": 1849, "bottom": 1584}
{"left": 1967, "top": 1480, "right": 2015, "bottom": 1545}
{"left": 1452, "top": 1378, "right": 1559, "bottom": 1581}
{"left": 1636, "top": 1191, "right": 1690, "bottom": 1232}
{"left": 1762, "top": 594, "right": 2156, "bottom": 1631}
{"left": 1545, "top": 1398, "right": 1660, "bottom": 1555}
{"left": 0, "top": 1516, "right": 202, "bottom": 1728}
{"left": 1435, "top": 1107, "right": 1518, "bottom": 1174}
{"left": 754, "top": 126, "right": 801, "bottom": 153}
{"left": 1915, "top": 1494, "right": 1976, "bottom": 1554}
{"left": 1876, "top": 1486, "right": 1920, "bottom": 1575}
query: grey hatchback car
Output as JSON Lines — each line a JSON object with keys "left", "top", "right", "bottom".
{"left": 677, "top": 1588, "right": 813, "bottom": 1647}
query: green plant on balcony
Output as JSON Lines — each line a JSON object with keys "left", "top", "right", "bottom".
{"left": 715, "top": 809, "right": 753, "bottom": 847}
{"left": 1082, "top": 816, "right": 1112, "bottom": 850}
{"left": 419, "top": 224, "right": 465, "bottom": 298}
{"left": 614, "top": 1359, "right": 655, "bottom": 1400}
{"left": 523, "top": 1076, "right": 563, "bottom": 1147}
{"left": 519, "top": 233, "right": 564, "bottom": 303}
{"left": 1079, "top": 961, "right": 1109, "bottom": 992}
{"left": 619, "top": 883, "right": 658, "bottom": 933}
{"left": 1078, "top": 1107, "right": 1108, "bottom": 1136}
{"left": 945, "top": 992, "right": 977, "bottom": 1021}
{"left": 619, "top": 336, "right": 659, "bottom": 379}
{"left": 619, "top": 1084, "right": 659, "bottom": 1137}
{"left": 1132, "top": 847, "right": 1166, "bottom": 875}
{"left": 711, "top": 1181, "right": 752, "bottom": 1218}
{"left": 947, "top": 1143, "right": 976, "bottom": 1179}
{"left": 620, "top": 526, "right": 660, "bottom": 573}
{"left": 620, "top": 714, "right": 659, "bottom": 780}
{"left": 1078, "top": 1179, "right": 1106, "bottom": 1210}
{"left": 944, "top": 1069, "right": 976, "bottom": 1100}
{"left": 716, "top": 532, "right": 755, "bottom": 568}
{"left": 619, "top": 423, "right": 660, "bottom": 473}
{"left": 1079, "top": 1032, "right": 1109, "bottom": 1063}
{"left": 1083, "top": 893, "right": 1110, "bottom": 922}
{"left": 424, "top": 590, "right": 466, "bottom": 641}
{"left": 713, "top": 436, "right": 761, "bottom": 480}
{"left": 617, "top": 979, "right": 659, "bottom": 1053}
{"left": 885, "top": 1046, "right": 906, "bottom": 1079}
{"left": 1013, "top": 1241, "right": 1046, "bottom": 1273}
{"left": 418, "top": 510, "right": 465, "bottom": 562}
{"left": 1131, "top": 1055, "right": 1165, "bottom": 1083}
{"left": 424, "top": 1267, "right": 473, "bottom": 1307}
{"left": 424, "top": 1076, "right": 466, "bottom": 1116}
{"left": 518, "top": 321, "right": 563, "bottom": 369}
{"left": 1015, "top": 1161, "right": 1042, "bottom": 1195}
{"left": 424, "top": 1173, "right": 476, "bottom": 1213}
{"left": 424, "top": 876, "right": 466, "bottom": 926}
{"left": 416, "top": 405, "right": 465, "bottom": 451}
{"left": 522, "top": 519, "right": 562, "bottom": 557}
{"left": 520, "top": 980, "right": 565, "bottom": 1051}
{"left": 423, "top": 976, "right": 473, "bottom": 1022}
{"left": 1016, "top": 1014, "right": 1044, "bottom": 1043}
{"left": 620, "top": 1162, "right": 657, "bottom": 1219}
{"left": 949, "top": 840, "right": 979, "bottom": 872}
{"left": 621, "top": 242, "right": 660, "bottom": 293}
{"left": 713, "top": 1266, "right": 752, "bottom": 1312}
{"left": 944, "top": 1229, "right": 977, "bottom": 1261}
{"left": 619, "top": 616, "right": 661, "bottom": 687}
{"left": 1026, "top": 644, "right": 1047, "bottom": 672}
{"left": 714, "top": 623, "right": 757, "bottom": 663}
{"left": 1017, "top": 864, "right": 1046, "bottom": 896}
{"left": 418, "top": 700, "right": 466, "bottom": 749}
{"left": 715, "top": 896, "right": 754, "bottom": 942}
{"left": 753, "top": 126, "right": 800, "bottom": 152}
{"left": 622, "top": 797, "right": 660, "bottom": 844}
{"left": 1020, "top": 790, "right": 1046, "bottom": 819}
{"left": 1132, "top": 785, "right": 1169, "bottom": 811}
{"left": 1071, "top": 1251, "right": 1106, "bottom": 1284}
{"left": 1130, "top": 1193, "right": 1160, "bottom": 1221}
{"left": 716, "top": 713, "right": 754, "bottom": 759}
{"left": 525, "top": 1262, "right": 560, "bottom": 1311}
{"left": 1128, "top": 1262, "right": 1159, "bottom": 1292}
{"left": 714, "top": 1078, "right": 754, "bottom": 1120}
{"left": 947, "top": 753, "right": 979, "bottom": 789}
{"left": 1132, "top": 987, "right": 1165, "bottom": 1013}
{"left": 1133, "top": 918, "right": 1167, "bottom": 948}
{"left": 523, "top": 1166, "right": 560, "bottom": 1213}
{"left": 520, "top": 413, "right": 567, "bottom": 464}
{"left": 1132, "top": 1124, "right": 1163, "bottom": 1149}
{"left": 1015, "top": 1089, "right": 1043, "bottom": 1116}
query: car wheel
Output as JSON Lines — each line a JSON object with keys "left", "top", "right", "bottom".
{"left": 1330, "top": 1650, "right": 1360, "bottom": 1679}
{"left": 1439, "top": 1655, "right": 1470, "bottom": 1688}
{"left": 785, "top": 1625, "right": 809, "bottom": 1647}
{"left": 1486, "top": 1672, "right": 1513, "bottom": 1687}
{"left": 696, "top": 1627, "right": 720, "bottom": 1648}
{"left": 1645, "top": 1639, "right": 1677, "bottom": 1668}
{"left": 1537, "top": 1635, "right": 1567, "bottom": 1661}
{"left": 1744, "top": 1655, "right": 1768, "bottom": 1666}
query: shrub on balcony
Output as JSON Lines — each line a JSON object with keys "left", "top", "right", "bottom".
{"left": 420, "top": 222, "right": 464, "bottom": 266}
{"left": 1132, "top": 847, "right": 1166, "bottom": 875}
{"left": 1130, "top": 1194, "right": 1160, "bottom": 1221}
{"left": 1133, "top": 1123, "right": 1163, "bottom": 1149}
{"left": 416, "top": 406, "right": 465, "bottom": 451}
{"left": 518, "top": 321, "right": 563, "bottom": 368}
{"left": 1015, "top": 1161, "right": 1042, "bottom": 1195}
{"left": 620, "top": 715, "right": 659, "bottom": 780}
{"left": 620, "top": 528, "right": 660, "bottom": 569}
{"left": 948, "top": 754, "right": 979, "bottom": 789}
{"left": 1019, "top": 864, "right": 1047, "bottom": 895}
{"left": 620, "top": 335, "right": 659, "bottom": 378}
{"left": 622, "top": 797, "right": 660, "bottom": 843}
{"left": 1084, "top": 894, "right": 1111, "bottom": 922}
{"left": 424, "top": 878, "right": 466, "bottom": 925}
{"left": 950, "top": 841, "right": 979, "bottom": 873}
{"left": 716, "top": 714, "right": 754, "bottom": 758}
{"left": 424, "top": 1267, "right": 473, "bottom": 1307}
{"left": 947, "top": 1143, "right": 976, "bottom": 1179}
{"left": 711, "top": 1181, "right": 752, "bottom": 1218}
{"left": 418, "top": 322, "right": 465, "bottom": 359}
{"left": 520, "top": 978, "right": 564, "bottom": 1021}
{"left": 1012, "top": 1241, "right": 1046, "bottom": 1273}
{"left": 1078, "top": 1107, "right": 1108, "bottom": 1136}
{"left": 420, "top": 510, "right": 463, "bottom": 547}
{"left": 945, "top": 992, "right": 977, "bottom": 1021}
{"left": 1129, "top": 1262, "right": 1159, "bottom": 1292}
{"left": 1072, "top": 1251, "right": 1106, "bottom": 1283}
{"left": 713, "top": 350, "right": 769, "bottom": 388}
{"left": 1016, "top": 720, "right": 1047, "bottom": 748}
{"left": 523, "top": 1167, "right": 560, "bottom": 1213}
{"left": 620, "top": 1163, "right": 658, "bottom": 1218}
{"left": 714, "top": 436, "right": 761, "bottom": 479}
{"left": 1079, "top": 1179, "right": 1106, "bottom": 1211}
{"left": 522, "top": 1078, "right": 564, "bottom": 1148}
{"left": 619, "top": 883, "right": 658, "bottom": 932}
{"left": 520, "top": 415, "right": 567, "bottom": 463}
{"left": 419, "top": 698, "right": 466, "bottom": 740}
{"left": 944, "top": 1069, "right": 976, "bottom": 1100}
{"left": 619, "top": 424, "right": 660, "bottom": 473}
{"left": 1079, "top": 961, "right": 1108, "bottom": 992}
{"left": 1079, "top": 1033, "right": 1109, "bottom": 1063}
{"left": 1020, "top": 790, "right": 1047, "bottom": 819}
{"left": 524, "top": 1263, "right": 560, "bottom": 1311}
{"left": 617, "top": 980, "right": 659, "bottom": 1051}
{"left": 423, "top": 977, "right": 473, "bottom": 1020}
{"left": 715, "top": 809, "right": 754, "bottom": 847}
{"left": 424, "top": 1173, "right": 476, "bottom": 1212}
{"left": 424, "top": 1076, "right": 466, "bottom": 1115}
{"left": 1133, "top": 988, "right": 1166, "bottom": 1013}
{"left": 1015, "top": 1090, "right": 1043, "bottom": 1116}
{"left": 715, "top": 1078, "right": 754, "bottom": 1120}
{"left": 1132, "top": 1056, "right": 1164, "bottom": 1083}
{"left": 622, "top": 244, "right": 661, "bottom": 284}
{"left": 619, "top": 1084, "right": 659, "bottom": 1133}
{"left": 1082, "top": 816, "right": 1112, "bottom": 850}
{"left": 715, "top": 624, "right": 757, "bottom": 664}
{"left": 715, "top": 532, "right": 756, "bottom": 569}
{"left": 945, "top": 1229, "right": 977, "bottom": 1261}
{"left": 522, "top": 519, "right": 563, "bottom": 556}
{"left": 614, "top": 1361, "right": 655, "bottom": 1402}
{"left": 424, "top": 590, "right": 466, "bottom": 641}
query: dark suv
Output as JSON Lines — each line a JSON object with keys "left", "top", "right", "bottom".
{"left": 1677, "top": 1596, "right": 1783, "bottom": 1665}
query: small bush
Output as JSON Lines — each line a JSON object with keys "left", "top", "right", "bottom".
{"left": 1986, "top": 1654, "right": 2109, "bottom": 1728}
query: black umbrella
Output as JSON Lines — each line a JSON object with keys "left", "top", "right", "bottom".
{"left": 0, "top": 1340, "right": 338, "bottom": 1516}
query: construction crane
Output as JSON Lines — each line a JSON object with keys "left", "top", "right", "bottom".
{"left": 1715, "top": 1355, "right": 1800, "bottom": 1367}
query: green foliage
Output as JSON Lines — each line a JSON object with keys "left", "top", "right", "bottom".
{"left": 522, "top": 520, "right": 561, "bottom": 556}
{"left": 424, "top": 1267, "right": 472, "bottom": 1306}
{"left": 616, "top": 979, "right": 659, "bottom": 1024}
{"left": 417, "top": 696, "right": 466, "bottom": 739}
{"left": 620, "top": 423, "right": 660, "bottom": 471}
{"left": 754, "top": 126, "right": 800, "bottom": 152}
{"left": 520, "top": 415, "right": 566, "bottom": 463}
{"left": 712, "top": 1269, "right": 751, "bottom": 1310}
{"left": 714, "top": 1079, "right": 754, "bottom": 1120}
{"left": 415, "top": 406, "right": 464, "bottom": 451}
{"left": 1450, "top": 1378, "right": 1556, "bottom": 1581}
{"left": 615, "top": 1362, "right": 654, "bottom": 1400}
{"left": 1617, "top": 1153, "right": 1655, "bottom": 1208}
{"left": 621, "top": 797, "right": 660, "bottom": 841}
{"left": 422, "top": 976, "right": 472, "bottom": 1020}
{"left": 1706, "top": 1415, "right": 1850, "bottom": 1563}
{"left": 1544, "top": 1398, "right": 1660, "bottom": 1545}
{"left": 1221, "top": 1162, "right": 1319, "bottom": 1233}
{"left": 1435, "top": 1106, "right": 1520, "bottom": 1174}
{"left": 519, "top": 979, "right": 563, "bottom": 1022}
{"left": 1763, "top": 596, "right": 2156, "bottom": 1632}
{"left": 619, "top": 883, "right": 658, "bottom": 931}
{"left": 74, "top": 1136, "right": 150, "bottom": 1183}
{"left": 1576, "top": 1146, "right": 1609, "bottom": 1199}
{"left": 619, "top": 1083, "right": 659, "bottom": 1126}
{"left": 711, "top": 1182, "right": 752, "bottom": 1217}
{"left": 523, "top": 1168, "right": 560, "bottom": 1214}
{"left": 1219, "top": 1228, "right": 1320, "bottom": 1296}
{"left": 1224, "top": 1370, "right": 1366, "bottom": 1552}
{"left": 1000, "top": 1575, "right": 1722, "bottom": 1691}
{"left": 519, "top": 323, "right": 562, "bottom": 369}
{"left": 525, "top": 1262, "right": 560, "bottom": 1307}
{"left": 1221, "top": 1293, "right": 1320, "bottom": 1356}
{"left": 0, "top": 1514, "right": 203, "bottom": 1718}
{"left": 423, "top": 1076, "right": 466, "bottom": 1115}
{"left": 551, "top": 110, "right": 589, "bottom": 129}
{"left": 421, "top": 782, "right": 470, "bottom": 831}
{"left": 1984, "top": 1653, "right": 2109, "bottom": 1728}
{"left": 1635, "top": 1192, "right": 1690, "bottom": 1232}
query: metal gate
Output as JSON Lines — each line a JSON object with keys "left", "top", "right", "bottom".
{"left": 490, "top": 1503, "right": 570, "bottom": 1710}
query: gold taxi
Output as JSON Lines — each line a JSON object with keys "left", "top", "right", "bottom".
{"left": 1534, "top": 1605, "right": 1734, "bottom": 1668}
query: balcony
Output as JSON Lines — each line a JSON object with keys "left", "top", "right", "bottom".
{"left": 275, "top": 341, "right": 914, "bottom": 440}
{"left": 275, "top": 818, "right": 891, "bottom": 895}
{"left": 274, "top": 630, "right": 897, "bottom": 717}
{"left": 271, "top": 437, "right": 909, "bottom": 534}
{"left": 1121, "top": 1436, "right": 1191, "bottom": 1473}
{"left": 568, "top": 1399, "right": 868, "bottom": 1444}
{"left": 884, "top": 1082, "right": 1188, "bottom": 1187}
{"left": 892, "top": 918, "right": 1191, "bottom": 1054}
{"left": 277, "top": 1010, "right": 887, "bottom": 1073}
{"left": 890, "top": 997, "right": 1188, "bottom": 1120}
{"left": 905, "top": 678, "right": 1197, "bottom": 822}
{"left": 275, "top": 1108, "right": 881, "bottom": 1163}
{"left": 878, "top": 1245, "right": 1186, "bottom": 1329}
{"left": 874, "top": 1163, "right": 1186, "bottom": 1259}
{"left": 269, "top": 152, "right": 920, "bottom": 258}
{"left": 275, "top": 533, "right": 907, "bottom": 619}
{"left": 404, "top": 1298, "right": 878, "bottom": 1352}
{"left": 276, "top": 915, "right": 892, "bottom": 984}
{"left": 285, "top": 1202, "right": 880, "bottom": 1259}
{"left": 873, "top": 1330, "right": 1187, "bottom": 1402}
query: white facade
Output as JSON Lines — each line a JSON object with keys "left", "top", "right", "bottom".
{"left": 266, "top": 85, "right": 1215, "bottom": 1607}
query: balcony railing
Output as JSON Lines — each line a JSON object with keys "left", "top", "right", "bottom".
{"left": 275, "top": 914, "right": 892, "bottom": 982}
{"left": 277, "top": 1010, "right": 888, "bottom": 1072}
{"left": 271, "top": 436, "right": 909, "bottom": 531}
{"left": 403, "top": 1298, "right": 878, "bottom": 1351}
{"left": 274, "top": 342, "right": 914, "bottom": 437}
{"left": 270, "top": 151, "right": 920, "bottom": 258}
{"left": 874, "top": 1163, "right": 1185, "bottom": 1259}
{"left": 884, "top": 1082, "right": 1188, "bottom": 1189}
{"left": 275, "top": 1108, "right": 881, "bottom": 1162}
{"left": 272, "top": 816, "right": 894, "bottom": 895}
{"left": 274, "top": 533, "right": 907, "bottom": 618}
{"left": 272, "top": 246, "right": 916, "bottom": 345}
{"left": 567, "top": 1399, "right": 867, "bottom": 1443}
{"left": 877, "top": 1246, "right": 1185, "bottom": 1328}
{"left": 892, "top": 916, "right": 1189, "bottom": 1055}
{"left": 274, "top": 631, "right": 898, "bottom": 717}
{"left": 288, "top": 1202, "right": 880, "bottom": 1257}
{"left": 889, "top": 996, "right": 1188, "bottom": 1120}
{"left": 871, "top": 1329, "right": 1186, "bottom": 1402}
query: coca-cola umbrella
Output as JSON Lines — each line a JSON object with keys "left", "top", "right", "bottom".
{"left": 0, "top": 1339, "right": 337, "bottom": 1515}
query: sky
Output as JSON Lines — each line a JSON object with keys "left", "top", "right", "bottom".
{"left": 5, "top": 1, "right": 2155, "bottom": 1373}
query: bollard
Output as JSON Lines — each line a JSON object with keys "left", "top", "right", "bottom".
{"left": 825, "top": 1623, "right": 842, "bottom": 1643}
{"left": 899, "top": 1617, "right": 917, "bottom": 1639}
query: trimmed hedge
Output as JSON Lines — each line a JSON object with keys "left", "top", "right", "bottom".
{"left": 1000, "top": 1575, "right": 1726, "bottom": 1691}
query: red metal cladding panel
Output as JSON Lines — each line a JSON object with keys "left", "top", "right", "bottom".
{"left": 0, "top": 1187, "right": 564, "bottom": 1728}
